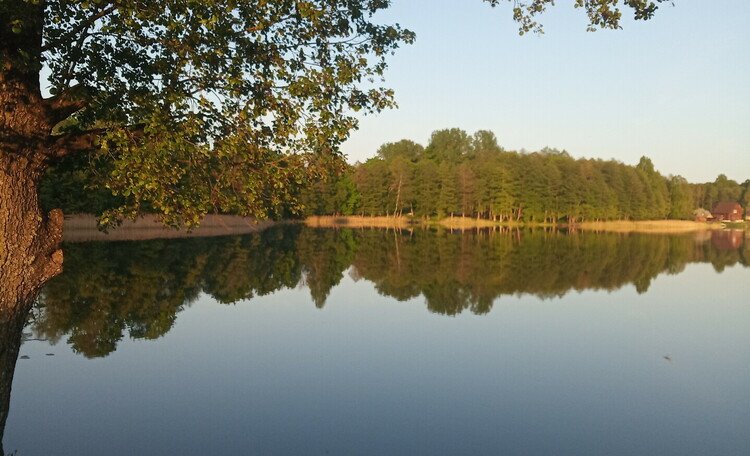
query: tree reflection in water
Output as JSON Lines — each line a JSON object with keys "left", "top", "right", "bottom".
{"left": 29, "top": 226, "right": 749, "bottom": 359}
{"left": 0, "top": 225, "right": 747, "bottom": 450}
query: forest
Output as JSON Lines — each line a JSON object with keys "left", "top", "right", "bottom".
{"left": 41, "top": 128, "right": 749, "bottom": 224}
{"left": 298, "top": 129, "right": 750, "bottom": 223}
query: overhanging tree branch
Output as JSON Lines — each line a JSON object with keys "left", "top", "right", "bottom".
{"left": 47, "top": 129, "right": 102, "bottom": 157}
{"left": 45, "top": 84, "right": 89, "bottom": 125}
{"left": 47, "top": 124, "right": 145, "bottom": 158}
{"left": 41, "top": 3, "right": 118, "bottom": 53}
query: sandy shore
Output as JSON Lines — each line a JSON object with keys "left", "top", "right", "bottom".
{"left": 577, "top": 220, "right": 730, "bottom": 233}
{"left": 304, "top": 216, "right": 737, "bottom": 233}
{"left": 437, "top": 216, "right": 520, "bottom": 230}
{"left": 304, "top": 215, "right": 415, "bottom": 229}
{"left": 63, "top": 214, "right": 276, "bottom": 242}
{"left": 63, "top": 214, "right": 738, "bottom": 241}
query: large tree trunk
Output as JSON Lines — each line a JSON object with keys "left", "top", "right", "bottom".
{"left": 0, "top": 5, "right": 68, "bottom": 451}
{"left": 1, "top": 0, "right": 73, "bottom": 311}
{"left": 0, "top": 75, "right": 65, "bottom": 311}
{"left": 0, "top": 152, "right": 64, "bottom": 310}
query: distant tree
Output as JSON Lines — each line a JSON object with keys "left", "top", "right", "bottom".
{"left": 636, "top": 156, "right": 669, "bottom": 219}
{"left": 353, "top": 159, "right": 391, "bottom": 216}
{"left": 437, "top": 162, "right": 459, "bottom": 217}
{"left": 377, "top": 140, "right": 424, "bottom": 162}
{"left": 425, "top": 128, "right": 473, "bottom": 163}
{"left": 713, "top": 174, "right": 742, "bottom": 204}
{"left": 298, "top": 171, "right": 361, "bottom": 216}
{"left": 334, "top": 176, "right": 362, "bottom": 216}
{"left": 388, "top": 156, "right": 415, "bottom": 215}
{"left": 541, "top": 158, "right": 564, "bottom": 223}
{"left": 517, "top": 154, "right": 549, "bottom": 222}
{"left": 457, "top": 163, "right": 478, "bottom": 217}
{"left": 600, "top": 161, "right": 630, "bottom": 219}
{"left": 621, "top": 166, "right": 648, "bottom": 219}
{"left": 414, "top": 160, "right": 441, "bottom": 218}
{"left": 740, "top": 180, "right": 750, "bottom": 212}
{"left": 472, "top": 130, "right": 503, "bottom": 156}
{"left": 668, "top": 175, "right": 693, "bottom": 220}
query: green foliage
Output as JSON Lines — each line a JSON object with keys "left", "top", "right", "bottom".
{"left": 376, "top": 139, "right": 424, "bottom": 162}
{"left": 668, "top": 175, "right": 692, "bottom": 220}
{"left": 323, "top": 129, "right": 700, "bottom": 222}
{"left": 352, "top": 157, "right": 390, "bottom": 216}
{"left": 12, "top": 0, "right": 672, "bottom": 230}
{"left": 424, "top": 128, "right": 473, "bottom": 163}
{"left": 692, "top": 174, "right": 746, "bottom": 213}
{"left": 298, "top": 169, "right": 360, "bottom": 216}
{"left": 413, "top": 160, "right": 440, "bottom": 217}
{"left": 437, "top": 161, "right": 459, "bottom": 217}
{"left": 301, "top": 129, "right": 746, "bottom": 223}
{"left": 39, "top": 151, "right": 123, "bottom": 214}
{"left": 2, "top": 0, "right": 673, "bottom": 247}
{"left": 34, "top": 0, "right": 415, "bottom": 226}
{"left": 483, "top": 0, "right": 669, "bottom": 34}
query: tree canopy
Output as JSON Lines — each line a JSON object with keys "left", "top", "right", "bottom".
{"left": 297, "top": 128, "right": 749, "bottom": 223}
{"left": 2, "top": 0, "right": 417, "bottom": 226}
{"left": 1, "top": 0, "right": 673, "bottom": 226}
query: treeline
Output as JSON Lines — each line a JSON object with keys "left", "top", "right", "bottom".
{"left": 41, "top": 128, "right": 749, "bottom": 223}
{"left": 299, "top": 129, "right": 750, "bottom": 223}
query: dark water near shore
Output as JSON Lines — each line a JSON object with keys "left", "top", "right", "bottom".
{"left": 5, "top": 226, "right": 750, "bottom": 455}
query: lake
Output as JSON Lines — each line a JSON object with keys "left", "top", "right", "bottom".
{"left": 3, "top": 226, "right": 749, "bottom": 455}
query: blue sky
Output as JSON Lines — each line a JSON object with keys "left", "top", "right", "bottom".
{"left": 341, "top": 0, "right": 750, "bottom": 184}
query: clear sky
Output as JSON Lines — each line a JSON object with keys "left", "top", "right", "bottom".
{"left": 340, "top": 0, "right": 750, "bottom": 184}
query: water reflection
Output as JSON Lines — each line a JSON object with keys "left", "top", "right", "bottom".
{"left": 711, "top": 229, "right": 745, "bottom": 251}
{"left": 0, "top": 308, "right": 27, "bottom": 456}
{"left": 31, "top": 226, "right": 747, "bottom": 358}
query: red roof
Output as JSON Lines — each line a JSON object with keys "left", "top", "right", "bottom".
{"left": 712, "top": 202, "right": 743, "bottom": 214}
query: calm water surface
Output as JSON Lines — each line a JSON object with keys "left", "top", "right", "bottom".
{"left": 5, "top": 226, "right": 750, "bottom": 455}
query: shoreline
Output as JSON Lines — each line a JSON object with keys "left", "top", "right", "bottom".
{"left": 63, "top": 214, "right": 276, "bottom": 242}
{"left": 62, "top": 214, "right": 743, "bottom": 242}
{"left": 576, "top": 220, "right": 730, "bottom": 233}
{"left": 305, "top": 215, "right": 739, "bottom": 233}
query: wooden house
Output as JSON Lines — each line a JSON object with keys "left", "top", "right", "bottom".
{"left": 693, "top": 208, "right": 713, "bottom": 222}
{"left": 711, "top": 202, "right": 744, "bottom": 222}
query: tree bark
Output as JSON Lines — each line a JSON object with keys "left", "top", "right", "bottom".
{"left": 0, "top": 151, "right": 64, "bottom": 310}
{"left": 1, "top": 0, "right": 75, "bottom": 311}
{"left": 1, "top": 19, "right": 66, "bottom": 311}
